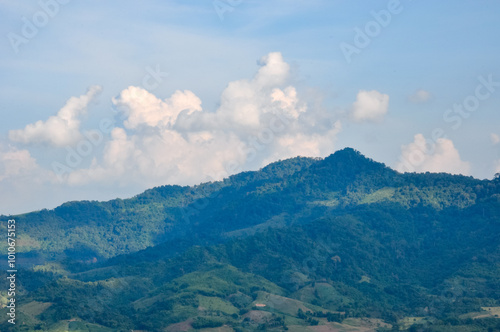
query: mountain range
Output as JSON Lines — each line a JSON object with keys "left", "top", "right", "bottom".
{"left": 1, "top": 148, "right": 499, "bottom": 331}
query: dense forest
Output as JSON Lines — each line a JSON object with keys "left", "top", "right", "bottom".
{"left": 1, "top": 148, "right": 499, "bottom": 331}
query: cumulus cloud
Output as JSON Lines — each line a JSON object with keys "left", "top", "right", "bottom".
{"left": 255, "top": 52, "right": 290, "bottom": 86}
{"left": 62, "top": 52, "right": 341, "bottom": 186}
{"left": 350, "top": 90, "right": 389, "bottom": 122}
{"left": 408, "top": 89, "right": 432, "bottom": 103}
{"left": 175, "top": 52, "right": 298, "bottom": 132}
{"left": 9, "top": 86, "right": 102, "bottom": 146}
{"left": 112, "top": 87, "right": 202, "bottom": 129}
{"left": 0, "top": 147, "right": 38, "bottom": 182}
{"left": 0, "top": 145, "right": 56, "bottom": 183}
{"left": 66, "top": 126, "right": 245, "bottom": 187}
{"left": 266, "top": 121, "right": 342, "bottom": 164}
{"left": 0, "top": 145, "right": 62, "bottom": 214}
{"left": 396, "top": 134, "right": 470, "bottom": 175}
{"left": 2, "top": 52, "right": 343, "bottom": 202}
{"left": 490, "top": 133, "right": 500, "bottom": 145}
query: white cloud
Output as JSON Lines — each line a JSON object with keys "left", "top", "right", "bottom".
{"left": 0, "top": 147, "right": 38, "bottom": 182}
{"left": 63, "top": 52, "right": 342, "bottom": 187}
{"left": 176, "top": 51, "right": 297, "bottom": 132}
{"left": 0, "top": 145, "right": 57, "bottom": 184}
{"left": 490, "top": 133, "right": 500, "bottom": 145}
{"left": 112, "top": 87, "right": 202, "bottom": 129}
{"left": 350, "top": 90, "right": 389, "bottom": 122}
{"left": 66, "top": 126, "right": 246, "bottom": 187}
{"left": 495, "top": 160, "right": 500, "bottom": 174}
{"left": 8, "top": 86, "right": 102, "bottom": 146}
{"left": 268, "top": 121, "right": 342, "bottom": 163}
{"left": 254, "top": 52, "right": 290, "bottom": 87}
{"left": 408, "top": 89, "right": 432, "bottom": 103}
{"left": 396, "top": 134, "right": 470, "bottom": 175}
{"left": 0, "top": 145, "right": 62, "bottom": 215}
{"left": 0, "top": 52, "right": 344, "bottom": 214}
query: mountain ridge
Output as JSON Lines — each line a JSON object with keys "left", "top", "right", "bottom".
{"left": 1, "top": 148, "right": 499, "bottom": 331}
{"left": 1, "top": 147, "right": 493, "bottom": 262}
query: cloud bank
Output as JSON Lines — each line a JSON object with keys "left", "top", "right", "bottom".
{"left": 4, "top": 51, "right": 482, "bottom": 215}
{"left": 58, "top": 52, "right": 341, "bottom": 187}
{"left": 396, "top": 134, "right": 470, "bottom": 175}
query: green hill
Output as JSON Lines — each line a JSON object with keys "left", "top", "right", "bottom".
{"left": 1, "top": 148, "right": 499, "bottom": 331}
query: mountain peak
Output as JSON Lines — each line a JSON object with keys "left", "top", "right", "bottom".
{"left": 294, "top": 147, "right": 398, "bottom": 191}
{"left": 323, "top": 147, "right": 388, "bottom": 171}
{"left": 328, "top": 147, "right": 365, "bottom": 160}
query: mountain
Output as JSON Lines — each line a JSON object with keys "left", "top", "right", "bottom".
{"left": 1, "top": 148, "right": 499, "bottom": 331}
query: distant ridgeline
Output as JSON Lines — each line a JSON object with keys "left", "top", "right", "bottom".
{"left": 0, "top": 148, "right": 499, "bottom": 331}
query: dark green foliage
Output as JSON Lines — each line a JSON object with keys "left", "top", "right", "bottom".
{"left": 191, "top": 317, "right": 224, "bottom": 329}
{"left": 2, "top": 148, "right": 500, "bottom": 331}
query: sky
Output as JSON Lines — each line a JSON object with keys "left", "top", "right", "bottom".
{"left": 1, "top": 0, "right": 500, "bottom": 215}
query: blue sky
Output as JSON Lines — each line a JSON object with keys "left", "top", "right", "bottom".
{"left": 1, "top": 0, "right": 500, "bottom": 214}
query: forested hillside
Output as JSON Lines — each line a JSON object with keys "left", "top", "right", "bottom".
{"left": 1, "top": 148, "right": 499, "bottom": 331}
